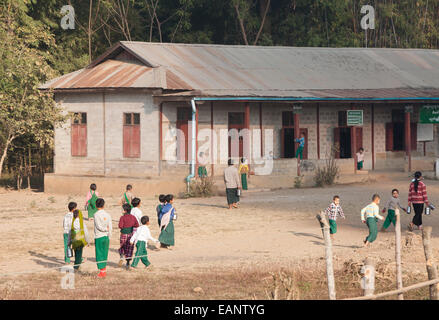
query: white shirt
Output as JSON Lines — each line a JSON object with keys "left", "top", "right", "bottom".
{"left": 130, "top": 225, "right": 158, "bottom": 244}
{"left": 63, "top": 212, "right": 74, "bottom": 234}
{"left": 94, "top": 209, "right": 113, "bottom": 239}
{"left": 356, "top": 152, "right": 365, "bottom": 162}
{"left": 131, "top": 207, "right": 142, "bottom": 225}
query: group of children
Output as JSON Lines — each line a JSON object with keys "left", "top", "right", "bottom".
{"left": 324, "top": 177, "right": 430, "bottom": 248}
{"left": 63, "top": 184, "right": 177, "bottom": 278}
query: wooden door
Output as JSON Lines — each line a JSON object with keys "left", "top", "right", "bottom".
{"left": 177, "top": 107, "right": 191, "bottom": 162}
{"left": 228, "top": 112, "right": 245, "bottom": 158}
{"left": 385, "top": 123, "right": 394, "bottom": 151}
{"left": 350, "top": 127, "right": 363, "bottom": 157}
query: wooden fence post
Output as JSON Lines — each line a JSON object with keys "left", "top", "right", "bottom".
{"left": 316, "top": 211, "right": 336, "bottom": 300}
{"left": 395, "top": 209, "right": 404, "bottom": 300}
{"left": 361, "top": 258, "right": 375, "bottom": 297}
{"left": 422, "top": 226, "right": 439, "bottom": 300}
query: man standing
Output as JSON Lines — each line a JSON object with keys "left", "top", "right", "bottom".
{"left": 224, "top": 159, "right": 241, "bottom": 210}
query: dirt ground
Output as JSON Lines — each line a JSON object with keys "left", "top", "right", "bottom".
{"left": 1, "top": 173, "right": 439, "bottom": 299}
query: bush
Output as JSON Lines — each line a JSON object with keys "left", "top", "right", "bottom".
{"left": 294, "top": 175, "right": 304, "bottom": 188}
{"left": 314, "top": 146, "right": 340, "bottom": 187}
{"left": 185, "top": 177, "right": 215, "bottom": 198}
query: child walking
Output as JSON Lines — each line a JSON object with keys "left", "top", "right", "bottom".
{"left": 93, "top": 198, "right": 112, "bottom": 278}
{"left": 156, "top": 194, "right": 166, "bottom": 227}
{"left": 239, "top": 157, "right": 249, "bottom": 191}
{"left": 63, "top": 202, "right": 77, "bottom": 263}
{"left": 361, "top": 194, "right": 384, "bottom": 247}
{"left": 85, "top": 183, "right": 99, "bottom": 219}
{"left": 381, "top": 189, "right": 406, "bottom": 232}
{"left": 158, "top": 194, "right": 176, "bottom": 249}
{"left": 130, "top": 216, "right": 160, "bottom": 269}
{"left": 324, "top": 195, "right": 345, "bottom": 240}
{"left": 68, "top": 209, "right": 90, "bottom": 270}
{"left": 120, "top": 184, "right": 135, "bottom": 207}
{"left": 130, "top": 198, "right": 142, "bottom": 228}
{"left": 118, "top": 203, "right": 139, "bottom": 270}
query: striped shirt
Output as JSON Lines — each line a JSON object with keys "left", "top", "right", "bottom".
{"left": 324, "top": 203, "right": 345, "bottom": 221}
{"left": 408, "top": 181, "right": 428, "bottom": 204}
{"left": 361, "top": 202, "right": 384, "bottom": 221}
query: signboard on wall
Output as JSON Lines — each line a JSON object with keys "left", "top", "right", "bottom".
{"left": 420, "top": 105, "right": 439, "bottom": 123}
{"left": 417, "top": 123, "right": 434, "bottom": 142}
{"left": 347, "top": 110, "right": 363, "bottom": 126}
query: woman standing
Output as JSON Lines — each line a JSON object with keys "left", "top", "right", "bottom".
{"left": 408, "top": 171, "right": 429, "bottom": 231}
{"left": 239, "top": 157, "right": 249, "bottom": 191}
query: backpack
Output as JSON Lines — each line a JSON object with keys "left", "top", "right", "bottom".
{"left": 71, "top": 210, "right": 88, "bottom": 250}
{"left": 87, "top": 190, "right": 98, "bottom": 218}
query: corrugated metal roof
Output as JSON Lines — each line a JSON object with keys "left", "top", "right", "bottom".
{"left": 42, "top": 41, "right": 439, "bottom": 99}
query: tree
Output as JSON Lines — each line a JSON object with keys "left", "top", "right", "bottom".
{"left": 0, "top": 0, "right": 66, "bottom": 178}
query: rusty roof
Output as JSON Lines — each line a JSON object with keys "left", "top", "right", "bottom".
{"left": 41, "top": 41, "right": 439, "bottom": 99}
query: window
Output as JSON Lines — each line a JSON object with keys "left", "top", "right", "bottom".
{"left": 123, "top": 113, "right": 141, "bottom": 158}
{"left": 71, "top": 112, "right": 87, "bottom": 157}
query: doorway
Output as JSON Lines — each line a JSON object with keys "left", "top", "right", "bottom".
{"left": 176, "top": 107, "right": 191, "bottom": 162}
{"left": 228, "top": 112, "right": 245, "bottom": 158}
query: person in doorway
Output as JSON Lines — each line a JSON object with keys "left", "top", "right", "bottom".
{"left": 295, "top": 133, "right": 305, "bottom": 160}
{"left": 239, "top": 157, "right": 249, "bottom": 191}
{"left": 356, "top": 148, "right": 365, "bottom": 170}
{"left": 224, "top": 159, "right": 241, "bottom": 209}
{"left": 408, "top": 171, "right": 429, "bottom": 231}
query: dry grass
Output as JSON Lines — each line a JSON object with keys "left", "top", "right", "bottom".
{"left": 0, "top": 259, "right": 432, "bottom": 300}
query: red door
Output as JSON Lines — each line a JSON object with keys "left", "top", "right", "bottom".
{"left": 350, "top": 127, "right": 363, "bottom": 157}
{"left": 177, "top": 107, "right": 191, "bottom": 162}
{"left": 228, "top": 112, "right": 245, "bottom": 158}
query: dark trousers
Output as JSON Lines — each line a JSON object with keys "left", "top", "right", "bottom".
{"left": 412, "top": 203, "right": 424, "bottom": 226}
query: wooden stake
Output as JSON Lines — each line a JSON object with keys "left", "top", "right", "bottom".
{"left": 316, "top": 211, "right": 336, "bottom": 300}
{"left": 422, "top": 226, "right": 439, "bottom": 300}
{"left": 395, "top": 209, "right": 404, "bottom": 300}
{"left": 361, "top": 258, "right": 375, "bottom": 297}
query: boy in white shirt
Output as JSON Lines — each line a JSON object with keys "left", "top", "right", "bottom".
{"left": 130, "top": 216, "right": 160, "bottom": 269}
{"left": 63, "top": 202, "right": 77, "bottom": 263}
{"left": 356, "top": 147, "right": 365, "bottom": 170}
{"left": 361, "top": 194, "right": 384, "bottom": 247}
{"left": 94, "top": 198, "right": 112, "bottom": 278}
{"left": 130, "top": 198, "right": 142, "bottom": 229}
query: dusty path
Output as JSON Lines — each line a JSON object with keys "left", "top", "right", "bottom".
{"left": 1, "top": 174, "right": 439, "bottom": 279}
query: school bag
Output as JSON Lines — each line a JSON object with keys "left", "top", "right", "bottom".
{"left": 87, "top": 190, "right": 98, "bottom": 218}
{"left": 71, "top": 210, "right": 88, "bottom": 250}
{"left": 124, "top": 193, "right": 133, "bottom": 208}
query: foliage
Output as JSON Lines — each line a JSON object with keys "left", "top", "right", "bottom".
{"left": 185, "top": 177, "right": 215, "bottom": 198}
{"left": 294, "top": 175, "right": 304, "bottom": 189}
{"left": 314, "top": 146, "right": 340, "bottom": 187}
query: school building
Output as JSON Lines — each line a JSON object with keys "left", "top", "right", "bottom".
{"left": 40, "top": 42, "right": 439, "bottom": 195}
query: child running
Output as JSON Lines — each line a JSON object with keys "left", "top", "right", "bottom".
{"left": 118, "top": 203, "right": 139, "bottom": 270}
{"left": 93, "top": 198, "right": 112, "bottom": 278}
{"left": 85, "top": 183, "right": 99, "bottom": 220}
{"left": 361, "top": 194, "right": 384, "bottom": 247}
{"left": 158, "top": 194, "right": 176, "bottom": 249}
{"left": 120, "top": 184, "right": 135, "bottom": 207}
{"left": 63, "top": 202, "right": 76, "bottom": 264}
{"left": 324, "top": 195, "right": 345, "bottom": 241}
{"left": 130, "top": 216, "right": 160, "bottom": 269}
{"left": 156, "top": 194, "right": 166, "bottom": 227}
{"left": 381, "top": 189, "right": 406, "bottom": 232}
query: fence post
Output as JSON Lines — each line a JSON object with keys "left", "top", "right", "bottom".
{"left": 422, "top": 226, "right": 439, "bottom": 300}
{"left": 316, "top": 211, "right": 336, "bottom": 300}
{"left": 361, "top": 258, "right": 375, "bottom": 297}
{"left": 395, "top": 209, "right": 404, "bottom": 300}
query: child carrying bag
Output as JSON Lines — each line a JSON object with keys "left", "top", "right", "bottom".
{"left": 71, "top": 210, "right": 88, "bottom": 250}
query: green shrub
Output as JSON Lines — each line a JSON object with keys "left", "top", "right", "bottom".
{"left": 314, "top": 146, "right": 340, "bottom": 187}
{"left": 185, "top": 177, "right": 215, "bottom": 198}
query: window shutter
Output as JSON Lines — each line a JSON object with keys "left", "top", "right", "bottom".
{"left": 131, "top": 125, "right": 141, "bottom": 157}
{"left": 385, "top": 123, "right": 394, "bottom": 151}
{"left": 334, "top": 127, "right": 341, "bottom": 159}
{"left": 123, "top": 125, "right": 131, "bottom": 158}
{"left": 78, "top": 124, "right": 87, "bottom": 156}
{"left": 71, "top": 124, "right": 79, "bottom": 156}
{"left": 410, "top": 123, "right": 417, "bottom": 151}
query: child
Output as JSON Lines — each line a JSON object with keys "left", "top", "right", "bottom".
{"left": 324, "top": 195, "right": 345, "bottom": 240}
{"left": 120, "top": 184, "right": 135, "bottom": 207}
{"left": 85, "top": 183, "right": 99, "bottom": 220}
{"left": 356, "top": 148, "right": 365, "bottom": 170}
{"left": 118, "top": 203, "right": 139, "bottom": 270}
{"left": 361, "top": 194, "right": 384, "bottom": 247}
{"left": 63, "top": 202, "right": 77, "bottom": 263}
{"left": 295, "top": 133, "right": 305, "bottom": 160}
{"left": 156, "top": 194, "right": 166, "bottom": 227}
{"left": 381, "top": 189, "right": 406, "bottom": 232}
{"left": 130, "top": 197, "right": 142, "bottom": 228}
{"left": 93, "top": 198, "right": 112, "bottom": 278}
{"left": 197, "top": 152, "right": 208, "bottom": 178}
{"left": 130, "top": 216, "right": 160, "bottom": 269}
{"left": 239, "top": 157, "right": 249, "bottom": 191}
{"left": 68, "top": 209, "right": 90, "bottom": 270}
{"left": 158, "top": 194, "right": 176, "bottom": 249}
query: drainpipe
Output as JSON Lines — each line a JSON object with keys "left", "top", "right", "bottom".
{"left": 185, "top": 98, "right": 197, "bottom": 191}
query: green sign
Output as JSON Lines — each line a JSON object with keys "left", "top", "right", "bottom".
{"left": 420, "top": 105, "right": 439, "bottom": 123}
{"left": 347, "top": 110, "right": 363, "bottom": 126}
